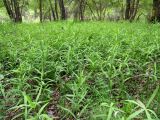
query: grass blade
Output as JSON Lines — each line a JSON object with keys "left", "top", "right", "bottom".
{"left": 146, "top": 85, "right": 159, "bottom": 108}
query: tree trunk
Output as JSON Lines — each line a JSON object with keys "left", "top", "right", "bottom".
{"left": 73, "top": 4, "right": 79, "bottom": 21}
{"left": 125, "top": 0, "right": 139, "bottom": 21}
{"left": 125, "top": 0, "right": 131, "bottom": 20}
{"left": 13, "top": 0, "right": 22, "bottom": 22}
{"left": 49, "top": 0, "right": 56, "bottom": 21}
{"left": 58, "top": 0, "right": 66, "bottom": 20}
{"left": 86, "top": 1, "right": 96, "bottom": 20}
{"left": 74, "top": 0, "right": 86, "bottom": 21}
{"left": 129, "top": 0, "right": 135, "bottom": 18}
{"left": 3, "top": 0, "right": 22, "bottom": 23}
{"left": 79, "top": 0, "right": 85, "bottom": 21}
{"left": 34, "top": 8, "right": 38, "bottom": 18}
{"left": 55, "top": 0, "right": 59, "bottom": 20}
{"left": 99, "top": 0, "right": 102, "bottom": 20}
{"left": 92, "top": 0, "right": 100, "bottom": 20}
{"left": 151, "top": 0, "right": 160, "bottom": 22}
{"left": 3, "top": 0, "right": 14, "bottom": 20}
{"left": 129, "top": 0, "right": 139, "bottom": 21}
{"left": 39, "top": 0, "right": 43, "bottom": 22}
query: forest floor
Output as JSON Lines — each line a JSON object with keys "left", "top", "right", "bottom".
{"left": 0, "top": 22, "right": 160, "bottom": 120}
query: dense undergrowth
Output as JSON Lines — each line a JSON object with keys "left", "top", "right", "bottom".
{"left": 0, "top": 21, "right": 160, "bottom": 120}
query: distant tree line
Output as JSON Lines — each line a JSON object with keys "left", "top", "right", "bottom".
{"left": 1, "top": 0, "right": 160, "bottom": 23}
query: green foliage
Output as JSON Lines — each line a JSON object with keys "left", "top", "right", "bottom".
{"left": 0, "top": 1, "right": 3, "bottom": 8}
{"left": 0, "top": 0, "right": 155, "bottom": 22}
{"left": 0, "top": 22, "right": 160, "bottom": 119}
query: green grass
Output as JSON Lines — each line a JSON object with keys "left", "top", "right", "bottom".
{"left": 0, "top": 21, "right": 160, "bottom": 120}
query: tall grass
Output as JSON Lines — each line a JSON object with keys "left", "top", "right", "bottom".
{"left": 0, "top": 21, "right": 160, "bottom": 119}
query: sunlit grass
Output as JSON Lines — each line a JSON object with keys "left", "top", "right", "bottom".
{"left": 0, "top": 21, "right": 160, "bottom": 119}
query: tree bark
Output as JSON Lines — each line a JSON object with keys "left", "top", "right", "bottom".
{"left": 125, "top": 0, "right": 131, "bottom": 20}
{"left": 3, "top": 0, "right": 22, "bottom": 23}
{"left": 86, "top": 1, "right": 96, "bottom": 20}
{"left": 79, "top": 0, "right": 85, "bottom": 21}
{"left": 130, "top": 0, "right": 139, "bottom": 21}
{"left": 74, "top": 0, "right": 86, "bottom": 21}
{"left": 39, "top": 0, "right": 43, "bottom": 22}
{"left": 92, "top": 0, "right": 100, "bottom": 20}
{"left": 125, "top": 0, "right": 139, "bottom": 21}
{"left": 48, "top": 0, "right": 56, "bottom": 20}
{"left": 151, "top": 0, "right": 160, "bottom": 22}
{"left": 48, "top": 0, "right": 56, "bottom": 21}
{"left": 13, "top": 0, "right": 22, "bottom": 22}
{"left": 3, "top": 0, "right": 14, "bottom": 20}
{"left": 55, "top": 0, "right": 59, "bottom": 20}
{"left": 58, "top": 0, "right": 66, "bottom": 20}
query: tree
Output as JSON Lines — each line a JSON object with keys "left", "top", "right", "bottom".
{"left": 3, "top": 0, "right": 22, "bottom": 22}
{"left": 55, "top": 0, "right": 59, "bottom": 20}
{"left": 86, "top": 0, "right": 108, "bottom": 20}
{"left": 150, "top": 0, "right": 160, "bottom": 22}
{"left": 0, "top": 0, "right": 155, "bottom": 23}
{"left": 125, "top": 0, "right": 131, "bottom": 20}
{"left": 39, "top": 0, "right": 43, "bottom": 22}
{"left": 58, "top": 0, "right": 66, "bottom": 20}
{"left": 130, "top": 0, "right": 139, "bottom": 21}
{"left": 13, "top": 0, "right": 22, "bottom": 22}
{"left": 49, "top": 0, "right": 56, "bottom": 20}
{"left": 125, "top": 0, "right": 139, "bottom": 21}
{"left": 73, "top": 0, "right": 86, "bottom": 21}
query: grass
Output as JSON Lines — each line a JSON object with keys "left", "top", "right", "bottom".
{"left": 0, "top": 21, "right": 160, "bottom": 120}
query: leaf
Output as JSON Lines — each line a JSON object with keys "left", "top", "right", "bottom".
{"left": 58, "top": 105, "right": 76, "bottom": 119}
{"left": 39, "top": 114, "right": 52, "bottom": 120}
{"left": 136, "top": 100, "right": 146, "bottom": 109}
{"left": 38, "top": 103, "right": 49, "bottom": 115}
{"left": 145, "top": 109, "right": 152, "bottom": 120}
{"left": 107, "top": 103, "right": 114, "bottom": 120}
{"left": 0, "top": 84, "right": 5, "bottom": 98}
{"left": 93, "top": 114, "right": 107, "bottom": 118}
{"left": 78, "top": 104, "right": 88, "bottom": 118}
{"left": 11, "top": 113, "right": 23, "bottom": 120}
{"left": 36, "top": 85, "right": 42, "bottom": 102}
{"left": 23, "top": 92, "right": 36, "bottom": 109}
{"left": 0, "top": 74, "right": 4, "bottom": 80}
{"left": 125, "top": 100, "right": 140, "bottom": 107}
{"left": 146, "top": 85, "right": 159, "bottom": 108}
{"left": 147, "top": 109, "right": 158, "bottom": 119}
{"left": 127, "top": 109, "right": 144, "bottom": 120}
{"left": 100, "top": 103, "right": 109, "bottom": 107}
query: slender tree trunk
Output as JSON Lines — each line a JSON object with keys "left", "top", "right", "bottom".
{"left": 99, "top": 0, "right": 102, "bottom": 20}
{"left": 34, "top": 8, "right": 38, "bottom": 18}
{"left": 13, "top": 0, "right": 22, "bottom": 22}
{"left": 49, "top": 0, "right": 56, "bottom": 20}
{"left": 79, "top": 0, "right": 83, "bottom": 20}
{"left": 55, "top": 0, "right": 59, "bottom": 20}
{"left": 58, "top": 0, "right": 66, "bottom": 20}
{"left": 86, "top": 2, "right": 96, "bottom": 20}
{"left": 129, "top": 0, "right": 135, "bottom": 17}
{"left": 130, "top": 0, "right": 139, "bottom": 21}
{"left": 125, "top": 0, "right": 131, "bottom": 20}
{"left": 102, "top": 7, "right": 107, "bottom": 20}
{"left": 49, "top": 9, "right": 52, "bottom": 21}
{"left": 125, "top": 0, "right": 139, "bottom": 21}
{"left": 74, "top": 0, "right": 86, "bottom": 21}
{"left": 92, "top": 0, "right": 100, "bottom": 20}
{"left": 39, "top": 0, "right": 43, "bottom": 22}
{"left": 3, "top": 0, "right": 14, "bottom": 20}
{"left": 79, "top": 0, "right": 85, "bottom": 21}
{"left": 73, "top": 4, "right": 79, "bottom": 21}
{"left": 3, "top": 0, "right": 22, "bottom": 23}
{"left": 121, "top": 4, "right": 124, "bottom": 20}
{"left": 151, "top": 0, "right": 160, "bottom": 22}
